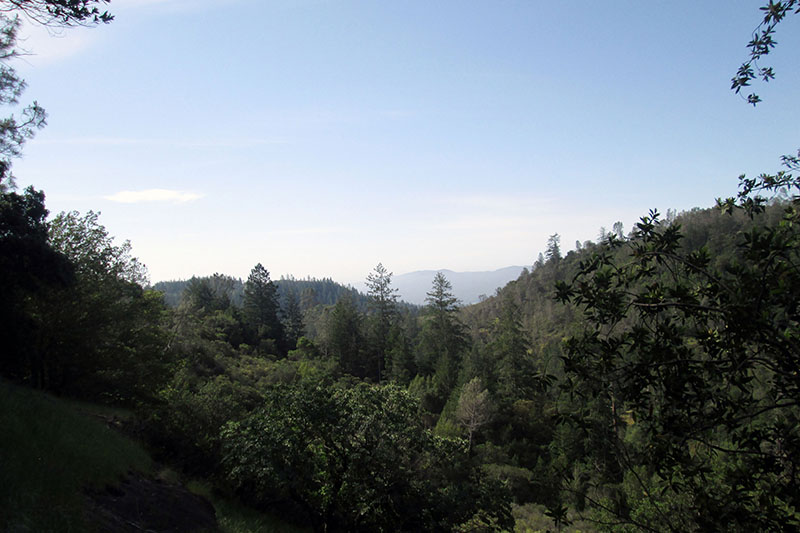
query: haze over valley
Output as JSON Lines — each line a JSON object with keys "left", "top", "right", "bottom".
{"left": 2, "top": 2, "right": 799, "bottom": 531}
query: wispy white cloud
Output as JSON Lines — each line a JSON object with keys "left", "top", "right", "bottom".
{"left": 122, "top": 0, "right": 182, "bottom": 7}
{"left": 17, "top": 0, "right": 240, "bottom": 65}
{"left": 116, "top": 0, "right": 241, "bottom": 14}
{"left": 17, "top": 22, "right": 97, "bottom": 65}
{"left": 105, "top": 189, "right": 203, "bottom": 204}
{"left": 266, "top": 226, "right": 346, "bottom": 236}
{"left": 440, "top": 194, "right": 556, "bottom": 211}
{"left": 35, "top": 137, "right": 287, "bottom": 148}
{"left": 432, "top": 215, "right": 539, "bottom": 232}
{"left": 37, "top": 0, "right": 213, "bottom": 16}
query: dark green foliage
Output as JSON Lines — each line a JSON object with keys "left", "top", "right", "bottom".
{"left": 182, "top": 274, "right": 240, "bottom": 312}
{"left": 365, "top": 263, "right": 399, "bottom": 382}
{"left": 416, "top": 273, "right": 468, "bottom": 411}
{"left": 731, "top": 0, "right": 799, "bottom": 105}
{"left": 143, "top": 372, "right": 264, "bottom": 476}
{"left": 418, "top": 273, "right": 467, "bottom": 375}
{"left": 153, "top": 275, "right": 370, "bottom": 311}
{"left": 277, "top": 275, "right": 370, "bottom": 311}
{"left": 244, "top": 263, "right": 284, "bottom": 354}
{"left": 147, "top": 273, "right": 346, "bottom": 475}
{"left": 1, "top": 204, "right": 167, "bottom": 403}
{"left": 9, "top": 189, "right": 797, "bottom": 531}
{"left": 384, "top": 319, "right": 415, "bottom": 385}
{"left": 545, "top": 233, "right": 562, "bottom": 262}
{"left": 0, "top": 186, "right": 72, "bottom": 384}
{"left": 457, "top": 204, "right": 800, "bottom": 525}
{"left": 50, "top": 210, "right": 146, "bottom": 284}
{"left": 221, "top": 382, "right": 513, "bottom": 532}
{"left": 282, "top": 288, "right": 304, "bottom": 350}
{"left": 426, "top": 271, "right": 460, "bottom": 316}
{"left": 2, "top": 5, "right": 796, "bottom": 530}
{"left": 143, "top": 297, "right": 340, "bottom": 477}
{"left": 0, "top": 187, "right": 63, "bottom": 288}
{"left": 489, "top": 295, "right": 538, "bottom": 403}
{"left": 461, "top": 239, "right": 578, "bottom": 379}
{"left": 324, "top": 294, "right": 365, "bottom": 376}
{"left": 34, "top": 211, "right": 169, "bottom": 403}
{"left": 556, "top": 194, "right": 800, "bottom": 530}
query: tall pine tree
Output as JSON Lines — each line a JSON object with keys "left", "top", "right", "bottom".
{"left": 365, "top": 263, "right": 398, "bottom": 382}
{"left": 243, "top": 263, "right": 283, "bottom": 355}
{"left": 417, "top": 272, "right": 468, "bottom": 411}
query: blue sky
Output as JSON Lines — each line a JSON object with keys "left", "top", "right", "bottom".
{"left": 11, "top": 1, "right": 800, "bottom": 285}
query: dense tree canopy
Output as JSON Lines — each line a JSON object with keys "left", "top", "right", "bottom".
{"left": 365, "top": 263, "right": 399, "bottom": 381}
{"left": 555, "top": 199, "right": 800, "bottom": 530}
{"left": 2, "top": 2, "right": 798, "bottom": 531}
{"left": 243, "top": 263, "right": 284, "bottom": 354}
{"left": 222, "top": 382, "right": 512, "bottom": 533}
{"left": 415, "top": 273, "right": 468, "bottom": 411}
{"left": 41, "top": 210, "right": 167, "bottom": 401}
{"left": 0, "top": 186, "right": 71, "bottom": 384}
{"left": 326, "top": 293, "right": 364, "bottom": 376}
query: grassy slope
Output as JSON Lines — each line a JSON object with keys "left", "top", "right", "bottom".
{"left": 0, "top": 379, "right": 152, "bottom": 531}
{"left": 186, "top": 480, "right": 310, "bottom": 533}
{"left": 0, "top": 379, "right": 309, "bottom": 532}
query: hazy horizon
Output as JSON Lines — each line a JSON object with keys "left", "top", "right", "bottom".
{"left": 11, "top": 2, "right": 798, "bottom": 283}
{"left": 152, "top": 264, "right": 526, "bottom": 291}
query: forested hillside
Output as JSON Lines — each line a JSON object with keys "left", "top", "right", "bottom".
{"left": 153, "top": 275, "right": 371, "bottom": 310}
{"left": 2, "top": 1, "right": 800, "bottom": 531}
{"left": 6, "top": 179, "right": 798, "bottom": 530}
{"left": 361, "top": 266, "right": 526, "bottom": 305}
{"left": 462, "top": 204, "right": 786, "bottom": 357}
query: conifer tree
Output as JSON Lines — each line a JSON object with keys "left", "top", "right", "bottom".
{"left": 365, "top": 263, "right": 398, "bottom": 382}
{"left": 282, "top": 289, "right": 304, "bottom": 351}
{"left": 489, "top": 295, "right": 536, "bottom": 403}
{"left": 417, "top": 272, "right": 468, "bottom": 410}
{"left": 326, "top": 294, "right": 364, "bottom": 376}
{"left": 243, "top": 263, "right": 283, "bottom": 354}
{"left": 545, "top": 233, "right": 561, "bottom": 262}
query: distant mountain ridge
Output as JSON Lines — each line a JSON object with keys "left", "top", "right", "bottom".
{"left": 152, "top": 276, "right": 371, "bottom": 310}
{"left": 153, "top": 267, "right": 526, "bottom": 309}
{"left": 358, "top": 266, "right": 526, "bottom": 306}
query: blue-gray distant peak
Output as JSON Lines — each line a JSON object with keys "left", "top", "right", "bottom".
{"left": 360, "top": 267, "right": 525, "bottom": 306}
